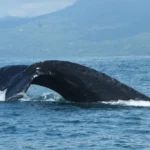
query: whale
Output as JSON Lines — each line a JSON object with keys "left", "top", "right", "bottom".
{"left": 0, "top": 60, "right": 149, "bottom": 102}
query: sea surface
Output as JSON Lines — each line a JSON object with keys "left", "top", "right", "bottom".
{"left": 0, "top": 56, "right": 150, "bottom": 150}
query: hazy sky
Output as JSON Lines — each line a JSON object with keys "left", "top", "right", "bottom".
{"left": 0, "top": 0, "right": 76, "bottom": 18}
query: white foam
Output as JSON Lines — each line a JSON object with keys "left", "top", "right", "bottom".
{"left": 18, "top": 92, "right": 63, "bottom": 102}
{"left": 18, "top": 93, "right": 31, "bottom": 102}
{"left": 0, "top": 89, "right": 7, "bottom": 101}
{"left": 102, "top": 100, "right": 150, "bottom": 107}
{"left": 40, "top": 92, "right": 62, "bottom": 102}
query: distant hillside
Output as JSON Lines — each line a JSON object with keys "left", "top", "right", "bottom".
{"left": 0, "top": 16, "right": 32, "bottom": 28}
{"left": 0, "top": 0, "right": 150, "bottom": 58}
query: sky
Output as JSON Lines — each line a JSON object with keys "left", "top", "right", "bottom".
{"left": 0, "top": 0, "right": 76, "bottom": 18}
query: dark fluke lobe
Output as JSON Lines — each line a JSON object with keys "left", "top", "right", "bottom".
{"left": 0, "top": 60, "right": 149, "bottom": 102}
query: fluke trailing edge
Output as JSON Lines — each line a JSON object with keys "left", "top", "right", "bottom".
{"left": 0, "top": 60, "right": 149, "bottom": 102}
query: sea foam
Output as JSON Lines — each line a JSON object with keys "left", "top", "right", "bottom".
{"left": 102, "top": 99, "right": 150, "bottom": 107}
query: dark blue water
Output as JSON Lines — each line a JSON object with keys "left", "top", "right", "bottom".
{"left": 0, "top": 56, "right": 150, "bottom": 150}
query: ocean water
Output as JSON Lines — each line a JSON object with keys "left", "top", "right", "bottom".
{"left": 0, "top": 56, "right": 150, "bottom": 150}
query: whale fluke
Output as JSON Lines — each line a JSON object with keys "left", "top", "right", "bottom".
{"left": 0, "top": 60, "right": 149, "bottom": 102}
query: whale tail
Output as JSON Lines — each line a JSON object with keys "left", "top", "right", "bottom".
{"left": 0, "top": 60, "right": 149, "bottom": 102}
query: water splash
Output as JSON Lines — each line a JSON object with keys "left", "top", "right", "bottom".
{"left": 20, "top": 92, "right": 64, "bottom": 102}
{"left": 40, "top": 92, "right": 62, "bottom": 102}
{"left": 20, "top": 93, "right": 150, "bottom": 107}
{"left": 19, "top": 93, "right": 32, "bottom": 102}
{"left": 1, "top": 90, "right": 150, "bottom": 108}
{"left": 102, "top": 100, "right": 150, "bottom": 107}
{"left": 0, "top": 89, "right": 7, "bottom": 101}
